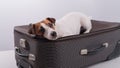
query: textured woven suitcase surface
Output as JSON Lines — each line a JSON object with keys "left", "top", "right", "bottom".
{"left": 14, "top": 20, "right": 120, "bottom": 68}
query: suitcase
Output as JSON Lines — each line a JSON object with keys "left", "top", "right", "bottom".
{"left": 14, "top": 20, "right": 120, "bottom": 68}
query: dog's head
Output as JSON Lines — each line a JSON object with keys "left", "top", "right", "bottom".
{"left": 28, "top": 17, "right": 57, "bottom": 40}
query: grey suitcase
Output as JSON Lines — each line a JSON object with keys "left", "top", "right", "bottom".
{"left": 14, "top": 20, "right": 120, "bottom": 68}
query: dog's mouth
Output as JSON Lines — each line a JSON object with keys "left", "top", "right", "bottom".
{"left": 50, "top": 37, "right": 57, "bottom": 40}
{"left": 43, "top": 35, "right": 57, "bottom": 40}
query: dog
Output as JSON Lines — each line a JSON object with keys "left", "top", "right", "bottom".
{"left": 28, "top": 12, "right": 92, "bottom": 40}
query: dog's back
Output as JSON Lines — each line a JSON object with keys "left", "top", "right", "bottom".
{"left": 55, "top": 12, "right": 92, "bottom": 37}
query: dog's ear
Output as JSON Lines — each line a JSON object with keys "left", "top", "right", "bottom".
{"left": 28, "top": 23, "right": 33, "bottom": 34}
{"left": 28, "top": 23, "right": 36, "bottom": 34}
{"left": 46, "top": 17, "right": 56, "bottom": 24}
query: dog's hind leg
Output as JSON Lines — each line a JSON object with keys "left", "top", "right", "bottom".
{"left": 82, "top": 19, "right": 92, "bottom": 34}
{"left": 84, "top": 26, "right": 92, "bottom": 33}
{"left": 84, "top": 29, "right": 91, "bottom": 33}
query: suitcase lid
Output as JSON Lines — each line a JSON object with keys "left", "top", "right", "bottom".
{"left": 14, "top": 20, "right": 120, "bottom": 41}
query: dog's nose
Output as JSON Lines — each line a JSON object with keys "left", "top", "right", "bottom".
{"left": 51, "top": 31, "right": 57, "bottom": 37}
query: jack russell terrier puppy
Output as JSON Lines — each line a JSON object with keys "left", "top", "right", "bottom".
{"left": 28, "top": 12, "right": 92, "bottom": 40}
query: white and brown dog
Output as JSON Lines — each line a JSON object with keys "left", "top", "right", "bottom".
{"left": 28, "top": 12, "right": 92, "bottom": 40}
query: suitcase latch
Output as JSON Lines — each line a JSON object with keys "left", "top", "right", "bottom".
{"left": 81, "top": 49, "right": 88, "bottom": 55}
{"left": 103, "top": 42, "right": 109, "bottom": 48}
{"left": 29, "top": 54, "right": 36, "bottom": 61}
{"left": 20, "top": 38, "right": 29, "bottom": 50}
{"left": 20, "top": 38, "right": 27, "bottom": 48}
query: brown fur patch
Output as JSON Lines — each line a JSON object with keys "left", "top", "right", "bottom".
{"left": 46, "top": 17, "right": 56, "bottom": 24}
{"left": 42, "top": 19, "right": 55, "bottom": 29}
{"left": 34, "top": 22, "right": 43, "bottom": 35}
{"left": 28, "top": 18, "right": 55, "bottom": 36}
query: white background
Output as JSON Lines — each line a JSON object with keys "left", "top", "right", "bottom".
{"left": 0, "top": 0, "right": 120, "bottom": 51}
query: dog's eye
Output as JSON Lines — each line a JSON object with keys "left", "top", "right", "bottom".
{"left": 48, "top": 23, "right": 53, "bottom": 27}
{"left": 39, "top": 26, "right": 45, "bottom": 33}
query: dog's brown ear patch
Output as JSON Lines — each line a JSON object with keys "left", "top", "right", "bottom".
{"left": 46, "top": 17, "right": 56, "bottom": 24}
{"left": 28, "top": 23, "right": 36, "bottom": 34}
{"left": 28, "top": 23, "right": 33, "bottom": 34}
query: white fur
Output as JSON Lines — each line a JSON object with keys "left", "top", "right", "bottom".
{"left": 55, "top": 12, "right": 92, "bottom": 38}
{"left": 41, "top": 23, "right": 57, "bottom": 40}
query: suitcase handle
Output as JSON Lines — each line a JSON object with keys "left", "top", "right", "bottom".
{"left": 81, "top": 42, "right": 109, "bottom": 55}
{"left": 15, "top": 47, "right": 36, "bottom": 61}
{"left": 17, "top": 59, "right": 33, "bottom": 68}
{"left": 15, "top": 47, "right": 35, "bottom": 68}
{"left": 15, "top": 47, "right": 29, "bottom": 57}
